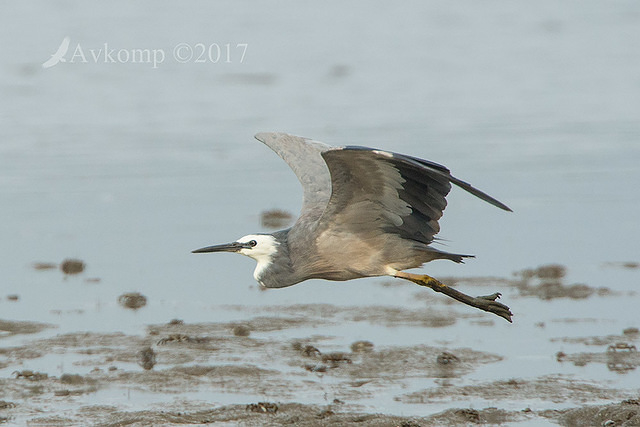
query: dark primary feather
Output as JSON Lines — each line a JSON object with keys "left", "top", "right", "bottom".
{"left": 319, "top": 148, "right": 453, "bottom": 244}
{"left": 406, "top": 154, "right": 512, "bottom": 212}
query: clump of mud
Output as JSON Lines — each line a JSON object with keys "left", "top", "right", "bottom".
{"left": 603, "top": 261, "right": 640, "bottom": 269}
{"left": 231, "top": 324, "right": 251, "bottom": 337}
{"left": 260, "top": 209, "right": 294, "bottom": 228}
{"left": 156, "top": 334, "right": 212, "bottom": 346}
{"left": 33, "top": 259, "right": 102, "bottom": 282}
{"left": 60, "top": 373, "right": 85, "bottom": 384}
{"left": 137, "top": 347, "right": 157, "bottom": 370}
{"left": 60, "top": 259, "right": 85, "bottom": 275}
{"left": 246, "top": 401, "right": 278, "bottom": 413}
{"left": 118, "top": 292, "right": 147, "bottom": 310}
{"left": 519, "top": 264, "right": 566, "bottom": 280}
{"left": 12, "top": 370, "right": 48, "bottom": 381}
{"left": 351, "top": 340, "right": 374, "bottom": 353}
{"left": 32, "top": 262, "right": 57, "bottom": 270}
{"left": 436, "top": 351, "right": 460, "bottom": 365}
{"left": 514, "top": 264, "right": 611, "bottom": 300}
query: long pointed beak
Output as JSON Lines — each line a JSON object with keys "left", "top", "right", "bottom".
{"left": 192, "top": 242, "right": 244, "bottom": 253}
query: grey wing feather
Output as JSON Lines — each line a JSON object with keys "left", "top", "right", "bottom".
{"left": 254, "top": 132, "right": 333, "bottom": 222}
{"left": 318, "top": 148, "right": 447, "bottom": 244}
{"left": 318, "top": 147, "right": 511, "bottom": 245}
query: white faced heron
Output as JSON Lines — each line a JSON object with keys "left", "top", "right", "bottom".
{"left": 193, "top": 132, "right": 513, "bottom": 322}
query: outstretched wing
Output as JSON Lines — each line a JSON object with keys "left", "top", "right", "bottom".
{"left": 254, "top": 132, "right": 511, "bottom": 244}
{"left": 254, "top": 132, "right": 333, "bottom": 223}
{"left": 318, "top": 147, "right": 511, "bottom": 244}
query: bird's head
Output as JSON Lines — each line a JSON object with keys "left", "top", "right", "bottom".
{"left": 192, "top": 234, "right": 279, "bottom": 283}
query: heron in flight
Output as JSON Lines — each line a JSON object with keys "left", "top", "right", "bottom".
{"left": 193, "top": 132, "right": 513, "bottom": 322}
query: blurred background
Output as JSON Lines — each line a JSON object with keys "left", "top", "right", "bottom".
{"left": 1, "top": 0, "right": 639, "bottom": 420}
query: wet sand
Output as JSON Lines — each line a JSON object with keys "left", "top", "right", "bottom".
{"left": 1, "top": 265, "right": 639, "bottom": 425}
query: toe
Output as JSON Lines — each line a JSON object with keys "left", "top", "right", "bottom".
{"left": 478, "top": 292, "right": 502, "bottom": 301}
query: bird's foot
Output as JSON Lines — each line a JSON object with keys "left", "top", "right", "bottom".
{"left": 468, "top": 293, "right": 512, "bottom": 323}
{"left": 395, "top": 272, "right": 513, "bottom": 323}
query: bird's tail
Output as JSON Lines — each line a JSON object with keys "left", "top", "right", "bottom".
{"left": 421, "top": 247, "right": 474, "bottom": 264}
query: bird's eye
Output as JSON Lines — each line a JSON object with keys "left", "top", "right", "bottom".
{"left": 249, "top": 240, "right": 257, "bottom": 247}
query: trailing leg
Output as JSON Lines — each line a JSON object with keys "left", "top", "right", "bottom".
{"left": 394, "top": 271, "right": 513, "bottom": 322}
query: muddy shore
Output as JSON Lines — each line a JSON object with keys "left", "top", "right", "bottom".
{"left": 1, "top": 264, "right": 639, "bottom": 425}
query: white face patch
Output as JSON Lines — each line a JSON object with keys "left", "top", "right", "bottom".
{"left": 236, "top": 234, "right": 279, "bottom": 282}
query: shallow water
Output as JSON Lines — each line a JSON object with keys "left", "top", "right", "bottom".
{"left": 1, "top": 0, "right": 640, "bottom": 424}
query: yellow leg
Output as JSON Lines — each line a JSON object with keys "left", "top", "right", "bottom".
{"left": 395, "top": 271, "right": 513, "bottom": 323}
